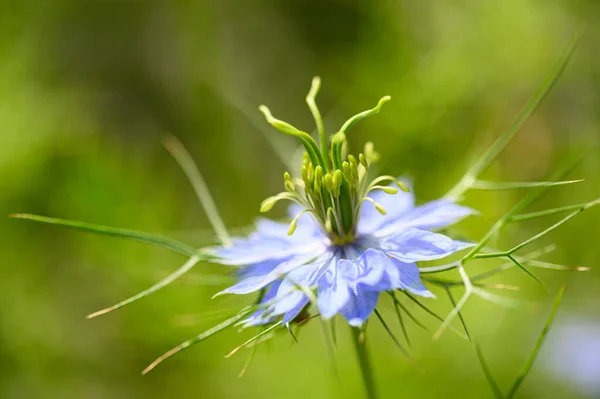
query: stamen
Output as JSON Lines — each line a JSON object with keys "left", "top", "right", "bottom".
{"left": 368, "top": 185, "right": 398, "bottom": 195}
{"left": 288, "top": 209, "right": 310, "bottom": 236}
{"left": 284, "top": 172, "right": 296, "bottom": 193}
{"left": 360, "top": 197, "right": 387, "bottom": 215}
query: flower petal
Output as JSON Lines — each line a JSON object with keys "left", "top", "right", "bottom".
{"left": 375, "top": 228, "right": 474, "bottom": 262}
{"left": 241, "top": 281, "right": 282, "bottom": 327}
{"left": 390, "top": 258, "right": 434, "bottom": 297}
{"left": 374, "top": 199, "right": 475, "bottom": 238}
{"left": 353, "top": 249, "right": 433, "bottom": 297}
{"left": 273, "top": 260, "right": 329, "bottom": 321}
{"left": 317, "top": 258, "right": 353, "bottom": 319}
{"left": 317, "top": 255, "right": 381, "bottom": 325}
{"left": 216, "top": 253, "right": 322, "bottom": 296}
{"left": 213, "top": 234, "right": 327, "bottom": 266}
{"left": 339, "top": 287, "right": 380, "bottom": 327}
{"left": 358, "top": 181, "right": 415, "bottom": 235}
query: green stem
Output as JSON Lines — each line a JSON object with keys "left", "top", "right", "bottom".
{"left": 351, "top": 327, "right": 377, "bottom": 399}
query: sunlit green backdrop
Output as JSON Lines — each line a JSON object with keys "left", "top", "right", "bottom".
{"left": 2, "top": 1, "right": 599, "bottom": 398}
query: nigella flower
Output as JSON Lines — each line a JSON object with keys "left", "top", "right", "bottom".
{"left": 212, "top": 78, "right": 475, "bottom": 327}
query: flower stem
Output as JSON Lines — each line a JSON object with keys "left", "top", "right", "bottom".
{"left": 351, "top": 327, "right": 377, "bottom": 399}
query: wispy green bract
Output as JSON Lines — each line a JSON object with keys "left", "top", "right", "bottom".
{"left": 474, "top": 286, "right": 566, "bottom": 399}
{"left": 142, "top": 306, "right": 255, "bottom": 374}
{"left": 10, "top": 214, "right": 206, "bottom": 258}
{"left": 445, "top": 27, "right": 581, "bottom": 201}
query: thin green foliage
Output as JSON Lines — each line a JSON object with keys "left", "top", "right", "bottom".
{"left": 87, "top": 256, "right": 203, "bottom": 319}
{"left": 390, "top": 294, "right": 411, "bottom": 347}
{"left": 403, "top": 291, "right": 469, "bottom": 340}
{"left": 389, "top": 292, "right": 429, "bottom": 332}
{"left": 373, "top": 309, "right": 416, "bottom": 367}
{"left": 10, "top": 214, "right": 205, "bottom": 258}
{"left": 475, "top": 343, "right": 503, "bottom": 399}
{"left": 474, "top": 286, "right": 566, "bottom": 399}
{"left": 506, "top": 285, "right": 566, "bottom": 398}
{"left": 445, "top": 27, "right": 581, "bottom": 200}
{"left": 446, "top": 288, "right": 471, "bottom": 341}
{"left": 226, "top": 321, "right": 284, "bottom": 358}
{"left": 143, "top": 306, "right": 254, "bottom": 374}
{"left": 470, "top": 180, "right": 582, "bottom": 191}
{"left": 163, "top": 135, "right": 232, "bottom": 246}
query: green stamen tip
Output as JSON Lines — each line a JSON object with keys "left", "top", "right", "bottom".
{"left": 396, "top": 180, "right": 410, "bottom": 192}
{"left": 324, "top": 174, "right": 334, "bottom": 192}
{"left": 359, "top": 153, "right": 368, "bottom": 168}
{"left": 260, "top": 197, "right": 277, "bottom": 213}
{"left": 287, "top": 218, "right": 298, "bottom": 236}
{"left": 375, "top": 203, "right": 387, "bottom": 215}
{"left": 348, "top": 154, "right": 358, "bottom": 167}
{"left": 381, "top": 186, "right": 398, "bottom": 195}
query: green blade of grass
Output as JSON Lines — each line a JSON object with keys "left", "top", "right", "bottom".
{"left": 143, "top": 306, "right": 254, "bottom": 374}
{"left": 446, "top": 28, "right": 581, "bottom": 201}
{"left": 506, "top": 285, "right": 566, "bottom": 399}
{"left": 10, "top": 214, "right": 206, "bottom": 259}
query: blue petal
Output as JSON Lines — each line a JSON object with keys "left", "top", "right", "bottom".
{"left": 374, "top": 199, "right": 475, "bottom": 238}
{"left": 376, "top": 228, "right": 474, "bottom": 262}
{"left": 273, "top": 260, "right": 329, "bottom": 321}
{"left": 358, "top": 180, "right": 415, "bottom": 235}
{"left": 353, "top": 249, "right": 433, "bottom": 297}
{"left": 213, "top": 215, "right": 327, "bottom": 266}
{"left": 242, "top": 281, "right": 282, "bottom": 326}
{"left": 317, "top": 255, "right": 381, "bottom": 325}
{"left": 339, "top": 287, "right": 380, "bottom": 327}
{"left": 389, "top": 257, "right": 434, "bottom": 297}
{"left": 216, "top": 253, "right": 321, "bottom": 296}
{"left": 354, "top": 248, "right": 398, "bottom": 291}
{"left": 317, "top": 258, "right": 353, "bottom": 319}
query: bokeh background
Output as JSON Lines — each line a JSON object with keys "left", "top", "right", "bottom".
{"left": 2, "top": 1, "right": 600, "bottom": 398}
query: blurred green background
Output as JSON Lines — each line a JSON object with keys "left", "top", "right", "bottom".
{"left": 2, "top": 1, "right": 600, "bottom": 398}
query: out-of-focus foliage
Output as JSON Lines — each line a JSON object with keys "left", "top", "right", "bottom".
{"left": 1, "top": 1, "right": 599, "bottom": 398}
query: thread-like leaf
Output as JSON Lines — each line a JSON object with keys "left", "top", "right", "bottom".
{"left": 445, "top": 28, "right": 581, "bottom": 200}
{"left": 403, "top": 291, "right": 469, "bottom": 340}
{"left": 10, "top": 214, "right": 204, "bottom": 258}
{"left": 389, "top": 292, "right": 429, "bottom": 332}
{"left": 506, "top": 285, "right": 566, "bottom": 398}
{"left": 87, "top": 256, "right": 203, "bottom": 319}
{"left": 163, "top": 135, "right": 231, "bottom": 246}
{"left": 471, "top": 180, "right": 583, "bottom": 191}
{"left": 390, "top": 294, "right": 411, "bottom": 347}
{"left": 226, "top": 321, "right": 283, "bottom": 358}
{"left": 475, "top": 343, "right": 503, "bottom": 399}
{"left": 446, "top": 288, "right": 471, "bottom": 341}
{"left": 143, "top": 306, "right": 254, "bottom": 374}
{"left": 373, "top": 309, "right": 417, "bottom": 367}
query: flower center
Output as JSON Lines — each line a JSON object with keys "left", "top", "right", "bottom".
{"left": 257, "top": 77, "right": 409, "bottom": 244}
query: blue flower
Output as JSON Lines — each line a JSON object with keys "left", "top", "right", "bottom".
{"left": 213, "top": 185, "right": 474, "bottom": 327}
